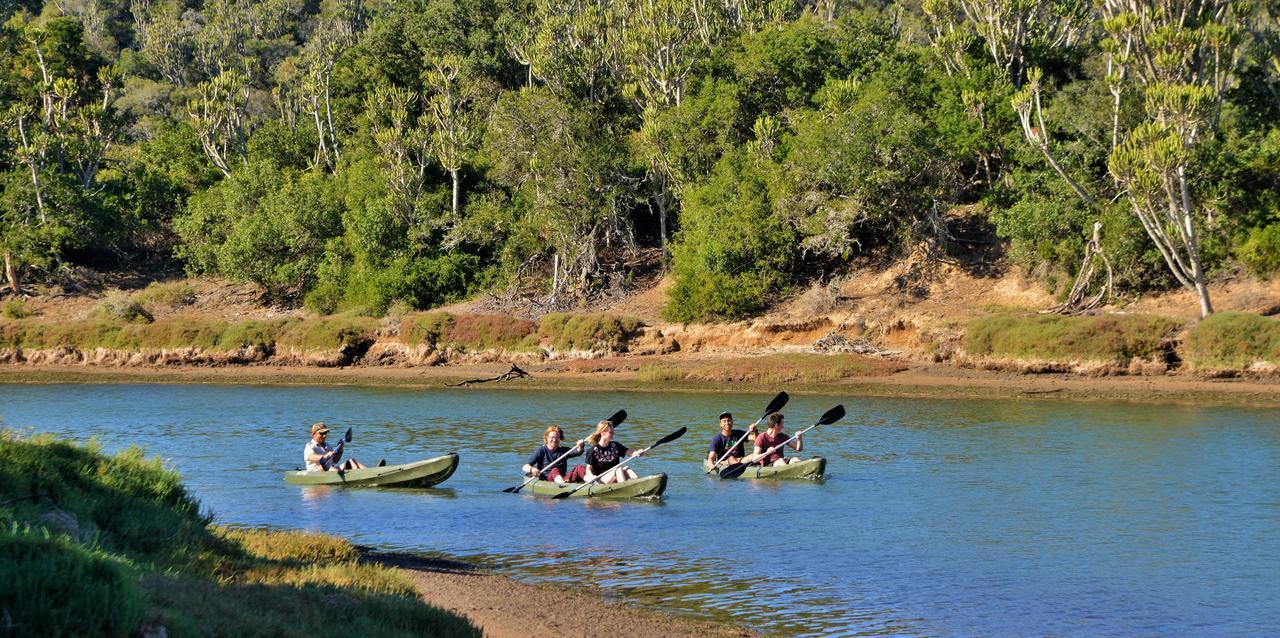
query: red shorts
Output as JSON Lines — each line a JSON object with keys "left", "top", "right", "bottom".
{"left": 565, "top": 465, "right": 589, "bottom": 482}
{"left": 543, "top": 467, "right": 565, "bottom": 481}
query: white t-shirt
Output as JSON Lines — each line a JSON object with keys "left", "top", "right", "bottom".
{"left": 305, "top": 440, "right": 334, "bottom": 472}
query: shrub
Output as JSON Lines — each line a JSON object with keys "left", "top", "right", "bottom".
{"left": 1237, "top": 223, "right": 1280, "bottom": 279}
{"left": 1, "top": 297, "right": 31, "bottom": 319}
{"left": 277, "top": 315, "right": 378, "bottom": 352}
{"left": 539, "top": 313, "right": 644, "bottom": 352}
{"left": 1183, "top": 312, "right": 1280, "bottom": 371}
{"left": 401, "top": 312, "right": 537, "bottom": 351}
{"left": 95, "top": 291, "right": 153, "bottom": 324}
{"left": 965, "top": 313, "right": 1183, "bottom": 364}
{"left": 134, "top": 282, "right": 197, "bottom": 307}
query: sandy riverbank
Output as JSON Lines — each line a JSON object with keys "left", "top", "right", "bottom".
{"left": 366, "top": 551, "right": 753, "bottom": 638}
{"left": 2, "top": 357, "right": 1278, "bottom": 408}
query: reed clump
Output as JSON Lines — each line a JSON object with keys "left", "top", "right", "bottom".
{"left": 965, "top": 313, "right": 1182, "bottom": 365}
{"left": 0, "top": 431, "right": 480, "bottom": 638}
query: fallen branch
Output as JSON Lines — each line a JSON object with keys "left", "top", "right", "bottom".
{"left": 448, "top": 364, "right": 532, "bottom": 387}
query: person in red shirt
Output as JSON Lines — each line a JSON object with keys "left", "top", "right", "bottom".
{"left": 751, "top": 413, "right": 802, "bottom": 466}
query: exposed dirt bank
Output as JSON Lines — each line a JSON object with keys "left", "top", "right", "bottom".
{"left": 4, "top": 356, "right": 1277, "bottom": 408}
{"left": 367, "top": 551, "right": 753, "bottom": 638}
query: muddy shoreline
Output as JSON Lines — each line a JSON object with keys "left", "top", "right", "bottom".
{"left": 3, "top": 358, "right": 1277, "bottom": 408}
{"left": 363, "top": 550, "right": 754, "bottom": 638}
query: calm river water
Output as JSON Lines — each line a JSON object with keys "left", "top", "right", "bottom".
{"left": 3, "top": 383, "right": 1278, "bottom": 636}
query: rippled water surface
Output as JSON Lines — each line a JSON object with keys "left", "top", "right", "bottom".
{"left": 4, "top": 384, "right": 1279, "bottom": 636}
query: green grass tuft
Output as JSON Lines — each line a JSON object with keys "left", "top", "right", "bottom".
{"left": 965, "top": 313, "right": 1182, "bottom": 364}
{"left": 1, "top": 298, "right": 32, "bottom": 319}
{"left": 1182, "top": 311, "right": 1280, "bottom": 371}
{"left": 134, "top": 282, "right": 198, "bottom": 307}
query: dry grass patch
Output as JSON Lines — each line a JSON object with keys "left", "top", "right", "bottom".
{"left": 965, "top": 313, "right": 1182, "bottom": 365}
{"left": 644, "top": 353, "right": 904, "bottom": 385}
{"left": 539, "top": 313, "right": 645, "bottom": 353}
{"left": 1183, "top": 311, "right": 1280, "bottom": 373}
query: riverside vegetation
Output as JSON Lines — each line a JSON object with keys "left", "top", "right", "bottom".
{"left": 0, "top": 430, "right": 481, "bottom": 637}
{"left": 0, "top": 0, "right": 1277, "bottom": 377}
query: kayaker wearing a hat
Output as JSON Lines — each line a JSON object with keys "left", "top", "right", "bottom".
{"left": 706, "top": 412, "right": 757, "bottom": 469}
{"left": 304, "top": 422, "right": 367, "bottom": 472}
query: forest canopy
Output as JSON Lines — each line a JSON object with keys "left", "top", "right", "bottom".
{"left": 0, "top": 0, "right": 1276, "bottom": 320}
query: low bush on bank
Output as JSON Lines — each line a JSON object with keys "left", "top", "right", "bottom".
{"left": 134, "top": 282, "right": 198, "bottom": 307}
{"left": 965, "top": 313, "right": 1182, "bottom": 364}
{"left": 0, "top": 431, "right": 480, "bottom": 638}
{"left": 539, "top": 313, "right": 644, "bottom": 352}
{"left": 401, "top": 312, "right": 538, "bottom": 351}
{"left": 1, "top": 297, "right": 32, "bottom": 319}
{"left": 1182, "top": 312, "right": 1280, "bottom": 371}
{"left": 638, "top": 353, "right": 903, "bottom": 385}
{"left": 276, "top": 314, "right": 379, "bottom": 352}
{"left": 0, "top": 315, "right": 382, "bottom": 354}
{"left": 96, "top": 291, "right": 153, "bottom": 324}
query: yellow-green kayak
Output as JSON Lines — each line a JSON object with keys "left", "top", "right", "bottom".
{"left": 704, "top": 456, "right": 826, "bottom": 480}
{"left": 284, "top": 453, "right": 459, "bottom": 488}
{"left": 525, "top": 473, "right": 668, "bottom": 499}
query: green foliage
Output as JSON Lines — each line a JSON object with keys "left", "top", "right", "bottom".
{"left": 276, "top": 314, "right": 378, "bottom": 352}
{"left": 1, "top": 297, "right": 32, "bottom": 319}
{"left": 1237, "top": 224, "right": 1280, "bottom": 278}
{"left": 0, "top": 526, "right": 146, "bottom": 638}
{"left": 1183, "top": 312, "right": 1280, "bottom": 371}
{"left": 665, "top": 149, "right": 796, "bottom": 323}
{"left": 965, "top": 313, "right": 1183, "bottom": 364}
{"left": 538, "top": 313, "right": 644, "bottom": 352}
{"left": 401, "top": 312, "right": 537, "bottom": 351}
{"left": 134, "top": 282, "right": 197, "bottom": 307}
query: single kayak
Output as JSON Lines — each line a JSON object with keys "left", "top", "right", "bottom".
{"left": 524, "top": 473, "right": 668, "bottom": 499}
{"left": 704, "top": 456, "right": 826, "bottom": 480}
{"left": 284, "top": 453, "right": 460, "bottom": 488}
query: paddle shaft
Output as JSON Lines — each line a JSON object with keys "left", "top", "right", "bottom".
{"left": 756, "top": 422, "right": 819, "bottom": 459}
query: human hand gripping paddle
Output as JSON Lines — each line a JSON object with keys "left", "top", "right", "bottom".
{"left": 331, "top": 428, "right": 354, "bottom": 472}
{"left": 706, "top": 391, "right": 789, "bottom": 474}
{"left": 502, "top": 410, "right": 627, "bottom": 494}
{"left": 718, "top": 405, "right": 845, "bottom": 480}
{"left": 552, "top": 426, "right": 687, "bottom": 499}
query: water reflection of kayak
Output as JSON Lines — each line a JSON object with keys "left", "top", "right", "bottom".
{"left": 283, "top": 453, "right": 459, "bottom": 488}
{"left": 704, "top": 456, "right": 826, "bottom": 480}
{"left": 524, "top": 473, "right": 668, "bottom": 499}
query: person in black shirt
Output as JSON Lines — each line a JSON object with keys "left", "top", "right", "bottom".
{"left": 521, "top": 425, "right": 584, "bottom": 484}
{"left": 706, "top": 412, "right": 757, "bottom": 470}
{"left": 566, "top": 419, "right": 641, "bottom": 484}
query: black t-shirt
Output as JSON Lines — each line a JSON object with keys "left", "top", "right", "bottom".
{"left": 708, "top": 430, "right": 749, "bottom": 459}
{"left": 585, "top": 441, "right": 629, "bottom": 474}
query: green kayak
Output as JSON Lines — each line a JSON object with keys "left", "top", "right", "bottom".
{"left": 284, "top": 453, "right": 459, "bottom": 488}
{"left": 704, "top": 456, "right": 826, "bottom": 480}
{"left": 525, "top": 473, "right": 668, "bottom": 499}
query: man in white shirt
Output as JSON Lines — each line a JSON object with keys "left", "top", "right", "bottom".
{"left": 304, "top": 422, "right": 366, "bottom": 472}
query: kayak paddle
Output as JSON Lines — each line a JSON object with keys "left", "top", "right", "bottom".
{"left": 719, "top": 404, "right": 844, "bottom": 480}
{"left": 553, "top": 426, "right": 687, "bottom": 499}
{"left": 707, "top": 391, "right": 789, "bottom": 473}
{"left": 502, "top": 410, "right": 627, "bottom": 494}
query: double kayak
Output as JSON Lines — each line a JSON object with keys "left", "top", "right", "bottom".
{"left": 705, "top": 456, "right": 826, "bottom": 480}
{"left": 525, "top": 473, "right": 668, "bottom": 499}
{"left": 284, "top": 453, "right": 460, "bottom": 488}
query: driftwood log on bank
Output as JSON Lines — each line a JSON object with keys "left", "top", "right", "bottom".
{"left": 448, "top": 364, "right": 531, "bottom": 387}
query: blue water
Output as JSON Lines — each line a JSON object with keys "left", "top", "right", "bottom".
{"left": 4, "top": 383, "right": 1279, "bottom": 636}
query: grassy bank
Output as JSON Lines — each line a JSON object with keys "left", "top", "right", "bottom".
{"left": 965, "top": 314, "right": 1182, "bottom": 365}
{"left": 1183, "top": 312, "right": 1280, "bottom": 372}
{"left": 0, "top": 431, "right": 479, "bottom": 637}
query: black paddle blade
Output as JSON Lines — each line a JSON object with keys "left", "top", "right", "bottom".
{"left": 817, "top": 404, "right": 845, "bottom": 426}
{"left": 343, "top": 427, "right": 353, "bottom": 442}
{"left": 552, "top": 486, "right": 575, "bottom": 499}
{"left": 761, "top": 391, "right": 789, "bottom": 420}
{"left": 608, "top": 410, "right": 627, "bottom": 426}
{"left": 718, "top": 462, "right": 750, "bottom": 480}
{"left": 653, "top": 426, "right": 687, "bottom": 448}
